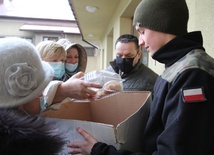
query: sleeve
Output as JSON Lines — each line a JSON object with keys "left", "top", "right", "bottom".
{"left": 91, "top": 142, "right": 146, "bottom": 155}
{"left": 43, "top": 80, "right": 63, "bottom": 109}
{"left": 151, "top": 69, "right": 214, "bottom": 154}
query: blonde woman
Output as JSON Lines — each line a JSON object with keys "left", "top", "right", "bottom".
{"left": 36, "top": 40, "right": 67, "bottom": 81}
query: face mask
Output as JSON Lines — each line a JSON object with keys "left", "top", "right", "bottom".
{"left": 22, "top": 96, "right": 47, "bottom": 116}
{"left": 48, "top": 62, "right": 65, "bottom": 79}
{"left": 65, "top": 63, "right": 78, "bottom": 72}
{"left": 39, "top": 96, "right": 47, "bottom": 113}
{"left": 116, "top": 56, "right": 135, "bottom": 74}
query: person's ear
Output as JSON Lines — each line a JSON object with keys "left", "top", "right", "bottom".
{"left": 138, "top": 49, "right": 142, "bottom": 57}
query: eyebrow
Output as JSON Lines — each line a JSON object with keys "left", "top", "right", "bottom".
{"left": 117, "top": 52, "right": 135, "bottom": 57}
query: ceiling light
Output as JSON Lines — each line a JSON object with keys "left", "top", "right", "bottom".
{"left": 85, "top": 6, "right": 98, "bottom": 13}
{"left": 88, "top": 34, "right": 94, "bottom": 37}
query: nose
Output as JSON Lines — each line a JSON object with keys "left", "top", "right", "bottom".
{"left": 138, "top": 35, "right": 145, "bottom": 46}
{"left": 71, "top": 59, "right": 76, "bottom": 64}
{"left": 67, "top": 57, "right": 77, "bottom": 64}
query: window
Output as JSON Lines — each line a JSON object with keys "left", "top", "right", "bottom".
{"left": 85, "top": 47, "right": 95, "bottom": 56}
{"left": 43, "top": 36, "right": 58, "bottom": 41}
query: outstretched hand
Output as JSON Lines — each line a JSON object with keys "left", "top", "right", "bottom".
{"left": 53, "top": 72, "right": 102, "bottom": 102}
{"left": 67, "top": 127, "right": 97, "bottom": 155}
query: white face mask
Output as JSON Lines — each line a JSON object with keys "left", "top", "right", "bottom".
{"left": 65, "top": 63, "right": 78, "bottom": 72}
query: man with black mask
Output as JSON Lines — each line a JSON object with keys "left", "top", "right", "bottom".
{"left": 106, "top": 34, "right": 158, "bottom": 92}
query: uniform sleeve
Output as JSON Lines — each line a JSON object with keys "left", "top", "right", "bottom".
{"left": 151, "top": 69, "right": 214, "bottom": 154}
{"left": 91, "top": 142, "right": 146, "bottom": 155}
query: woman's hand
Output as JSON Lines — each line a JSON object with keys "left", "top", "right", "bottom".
{"left": 53, "top": 72, "right": 102, "bottom": 102}
{"left": 67, "top": 127, "right": 97, "bottom": 155}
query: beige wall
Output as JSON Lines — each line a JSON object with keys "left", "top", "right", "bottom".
{"left": 0, "top": 19, "right": 62, "bottom": 45}
{"left": 0, "top": 18, "right": 100, "bottom": 73}
{"left": 99, "top": 0, "right": 138, "bottom": 69}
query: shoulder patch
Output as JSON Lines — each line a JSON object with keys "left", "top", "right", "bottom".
{"left": 182, "top": 87, "right": 206, "bottom": 103}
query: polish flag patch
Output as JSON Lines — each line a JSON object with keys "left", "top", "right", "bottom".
{"left": 182, "top": 88, "right": 206, "bottom": 103}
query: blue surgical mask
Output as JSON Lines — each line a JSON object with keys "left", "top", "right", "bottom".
{"left": 22, "top": 96, "right": 47, "bottom": 115}
{"left": 65, "top": 63, "right": 78, "bottom": 72}
{"left": 48, "top": 62, "right": 65, "bottom": 79}
{"left": 39, "top": 96, "right": 47, "bottom": 113}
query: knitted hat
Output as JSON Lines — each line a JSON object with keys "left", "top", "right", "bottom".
{"left": 133, "top": 0, "right": 189, "bottom": 35}
{"left": 0, "top": 37, "right": 54, "bottom": 108}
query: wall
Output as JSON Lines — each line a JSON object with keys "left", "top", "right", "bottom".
{"left": 0, "top": 18, "right": 99, "bottom": 73}
{"left": 100, "top": 0, "right": 136, "bottom": 69}
{"left": 0, "top": 19, "right": 37, "bottom": 39}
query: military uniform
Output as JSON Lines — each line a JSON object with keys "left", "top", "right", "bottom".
{"left": 142, "top": 31, "right": 214, "bottom": 154}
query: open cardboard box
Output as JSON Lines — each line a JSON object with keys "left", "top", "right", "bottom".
{"left": 42, "top": 91, "right": 151, "bottom": 152}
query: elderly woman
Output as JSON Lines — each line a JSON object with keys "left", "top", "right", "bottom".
{"left": 0, "top": 37, "right": 101, "bottom": 155}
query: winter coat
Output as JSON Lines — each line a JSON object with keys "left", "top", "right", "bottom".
{"left": 0, "top": 108, "right": 64, "bottom": 155}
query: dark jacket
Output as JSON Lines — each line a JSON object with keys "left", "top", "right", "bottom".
{"left": 91, "top": 31, "right": 214, "bottom": 155}
{"left": 0, "top": 108, "right": 64, "bottom": 155}
{"left": 106, "top": 60, "right": 158, "bottom": 92}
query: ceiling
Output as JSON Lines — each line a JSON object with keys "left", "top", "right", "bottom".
{"left": 68, "top": 0, "right": 140, "bottom": 42}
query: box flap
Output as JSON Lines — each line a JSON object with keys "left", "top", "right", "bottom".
{"left": 43, "top": 100, "right": 92, "bottom": 121}
{"left": 116, "top": 92, "right": 151, "bottom": 152}
{"left": 90, "top": 92, "right": 148, "bottom": 127}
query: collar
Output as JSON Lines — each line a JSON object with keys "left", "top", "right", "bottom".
{"left": 152, "top": 31, "right": 205, "bottom": 68}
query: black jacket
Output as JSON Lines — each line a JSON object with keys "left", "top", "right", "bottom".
{"left": 0, "top": 108, "right": 64, "bottom": 155}
{"left": 91, "top": 31, "right": 214, "bottom": 155}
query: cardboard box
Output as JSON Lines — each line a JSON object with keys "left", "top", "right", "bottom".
{"left": 43, "top": 91, "right": 151, "bottom": 152}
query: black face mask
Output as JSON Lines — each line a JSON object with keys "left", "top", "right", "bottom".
{"left": 116, "top": 56, "right": 135, "bottom": 74}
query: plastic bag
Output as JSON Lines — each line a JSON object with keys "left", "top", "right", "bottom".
{"left": 82, "top": 70, "right": 123, "bottom": 98}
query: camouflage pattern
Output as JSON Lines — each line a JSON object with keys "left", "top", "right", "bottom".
{"left": 161, "top": 49, "right": 214, "bottom": 83}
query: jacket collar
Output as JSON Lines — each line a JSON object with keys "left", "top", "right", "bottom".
{"left": 152, "top": 31, "right": 205, "bottom": 68}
